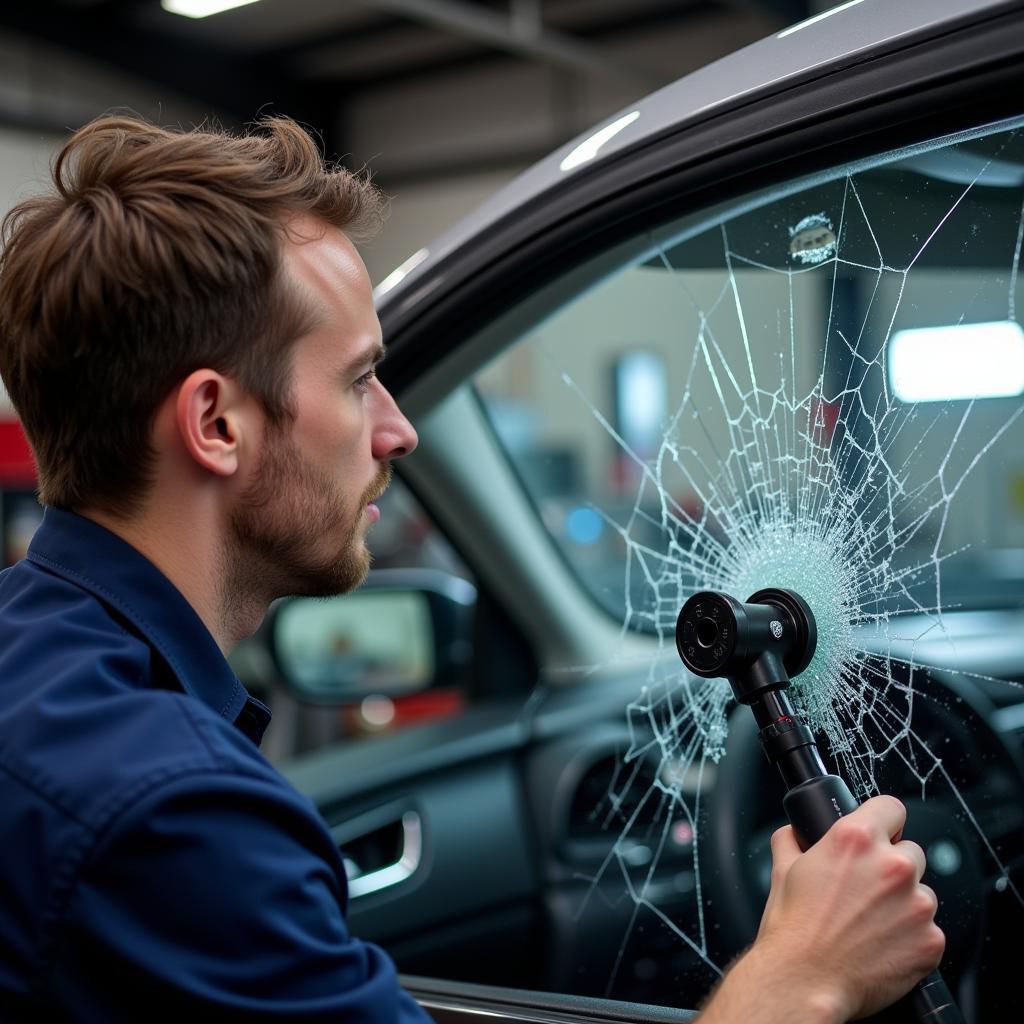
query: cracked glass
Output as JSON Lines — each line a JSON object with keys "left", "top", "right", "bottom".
{"left": 475, "top": 118, "right": 1024, "bottom": 996}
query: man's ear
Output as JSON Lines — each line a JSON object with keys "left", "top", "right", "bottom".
{"left": 174, "top": 370, "right": 251, "bottom": 478}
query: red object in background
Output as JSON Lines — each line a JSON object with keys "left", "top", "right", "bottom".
{"left": 0, "top": 421, "right": 37, "bottom": 486}
{"left": 341, "top": 688, "right": 467, "bottom": 736}
{"left": 391, "top": 688, "right": 466, "bottom": 726}
{"left": 810, "top": 397, "right": 840, "bottom": 445}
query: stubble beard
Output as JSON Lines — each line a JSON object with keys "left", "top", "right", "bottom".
{"left": 225, "top": 426, "right": 391, "bottom": 609}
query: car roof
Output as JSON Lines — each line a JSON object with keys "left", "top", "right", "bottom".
{"left": 375, "top": 0, "right": 1014, "bottom": 306}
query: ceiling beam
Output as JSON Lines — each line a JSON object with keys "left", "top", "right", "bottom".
{"left": 357, "top": 0, "right": 661, "bottom": 90}
{"left": 269, "top": 0, "right": 798, "bottom": 96}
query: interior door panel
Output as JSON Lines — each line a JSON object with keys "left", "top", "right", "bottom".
{"left": 284, "top": 701, "right": 543, "bottom": 986}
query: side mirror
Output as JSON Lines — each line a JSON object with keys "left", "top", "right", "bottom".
{"left": 268, "top": 568, "right": 476, "bottom": 705}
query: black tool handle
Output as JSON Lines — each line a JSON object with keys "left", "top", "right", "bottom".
{"left": 783, "top": 774, "right": 858, "bottom": 841}
{"left": 782, "top": 776, "right": 964, "bottom": 1024}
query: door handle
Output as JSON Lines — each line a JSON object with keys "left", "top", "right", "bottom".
{"left": 336, "top": 810, "right": 423, "bottom": 899}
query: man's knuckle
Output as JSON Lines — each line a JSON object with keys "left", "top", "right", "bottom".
{"left": 879, "top": 852, "right": 916, "bottom": 888}
{"left": 922, "top": 884, "right": 939, "bottom": 913}
{"left": 911, "top": 888, "right": 939, "bottom": 920}
{"left": 879, "top": 794, "right": 906, "bottom": 815}
{"left": 924, "top": 925, "right": 947, "bottom": 963}
{"left": 903, "top": 839, "right": 926, "bottom": 865}
{"left": 832, "top": 818, "right": 873, "bottom": 853}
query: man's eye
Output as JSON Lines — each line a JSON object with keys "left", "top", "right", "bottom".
{"left": 354, "top": 369, "right": 377, "bottom": 393}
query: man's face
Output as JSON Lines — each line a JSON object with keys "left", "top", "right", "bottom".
{"left": 228, "top": 218, "right": 417, "bottom": 599}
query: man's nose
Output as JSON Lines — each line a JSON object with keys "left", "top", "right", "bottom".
{"left": 371, "top": 383, "right": 418, "bottom": 460}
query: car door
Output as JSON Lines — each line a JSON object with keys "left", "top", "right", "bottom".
{"left": 265, "top": 4, "right": 1024, "bottom": 1021}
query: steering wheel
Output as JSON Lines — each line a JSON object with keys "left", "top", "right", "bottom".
{"left": 701, "top": 661, "right": 1024, "bottom": 1019}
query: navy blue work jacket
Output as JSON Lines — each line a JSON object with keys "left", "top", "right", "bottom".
{"left": 0, "top": 506, "right": 433, "bottom": 1023}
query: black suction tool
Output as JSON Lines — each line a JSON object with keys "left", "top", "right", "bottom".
{"left": 676, "top": 588, "right": 964, "bottom": 1024}
{"left": 676, "top": 587, "right": 816, "bottom": 696}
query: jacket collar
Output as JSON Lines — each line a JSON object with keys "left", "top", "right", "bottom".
{"left": 27, "top": 506, "right": 270, "bottom": 744}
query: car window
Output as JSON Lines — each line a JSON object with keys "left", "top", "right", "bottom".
{"left": 475, "top": 120, "right": 1024, "bottom": 634}
{"left": 466, "top": 119, "right": 1024, "bottom": 1009}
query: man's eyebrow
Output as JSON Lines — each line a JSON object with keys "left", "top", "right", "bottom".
{"left": 342, "top": 343, "right": 386, "bottom": 377}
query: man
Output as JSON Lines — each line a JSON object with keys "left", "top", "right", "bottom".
{"left": 0, "top": 115, "right": 943, "bottom": 1022}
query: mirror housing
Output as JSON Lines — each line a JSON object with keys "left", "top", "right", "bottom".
{"left": 268, "top": 568, "right": 476, "bottom": 705}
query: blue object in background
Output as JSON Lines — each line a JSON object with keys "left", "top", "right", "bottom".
{"left": 566, "top": 506, "right": 604, "bottom": 545}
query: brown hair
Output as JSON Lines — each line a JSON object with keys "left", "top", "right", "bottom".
{"left": 0, "top": 115, "right": 385, "bottom": 516}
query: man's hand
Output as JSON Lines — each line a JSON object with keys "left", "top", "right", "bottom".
{"left": 697, "top": 796, "right": 946, "bottom": 1024}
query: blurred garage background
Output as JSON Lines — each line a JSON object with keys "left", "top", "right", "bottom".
{"left": 0, "top": 0, "right": 837, "bottom": 753}
{"left": 0, "top": 0, "right": 829, "bottom": 540}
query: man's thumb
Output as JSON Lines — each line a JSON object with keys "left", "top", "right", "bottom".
{"left": 769, "top": 824, "right": 802, "bottom": 877}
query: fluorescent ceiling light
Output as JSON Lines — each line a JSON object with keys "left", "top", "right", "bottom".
{"left": 889, "top": 321, "right": 1024, "bottom": 403}
{"left": 161, "top": 0, "right": 262, "bottom": 18}
{"left": 560, "top": 111, "right": 639, "bottom": 173}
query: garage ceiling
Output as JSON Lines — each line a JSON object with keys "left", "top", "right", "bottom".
{"left": 0, "top": 0, "right": 809, "bottom": 188}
